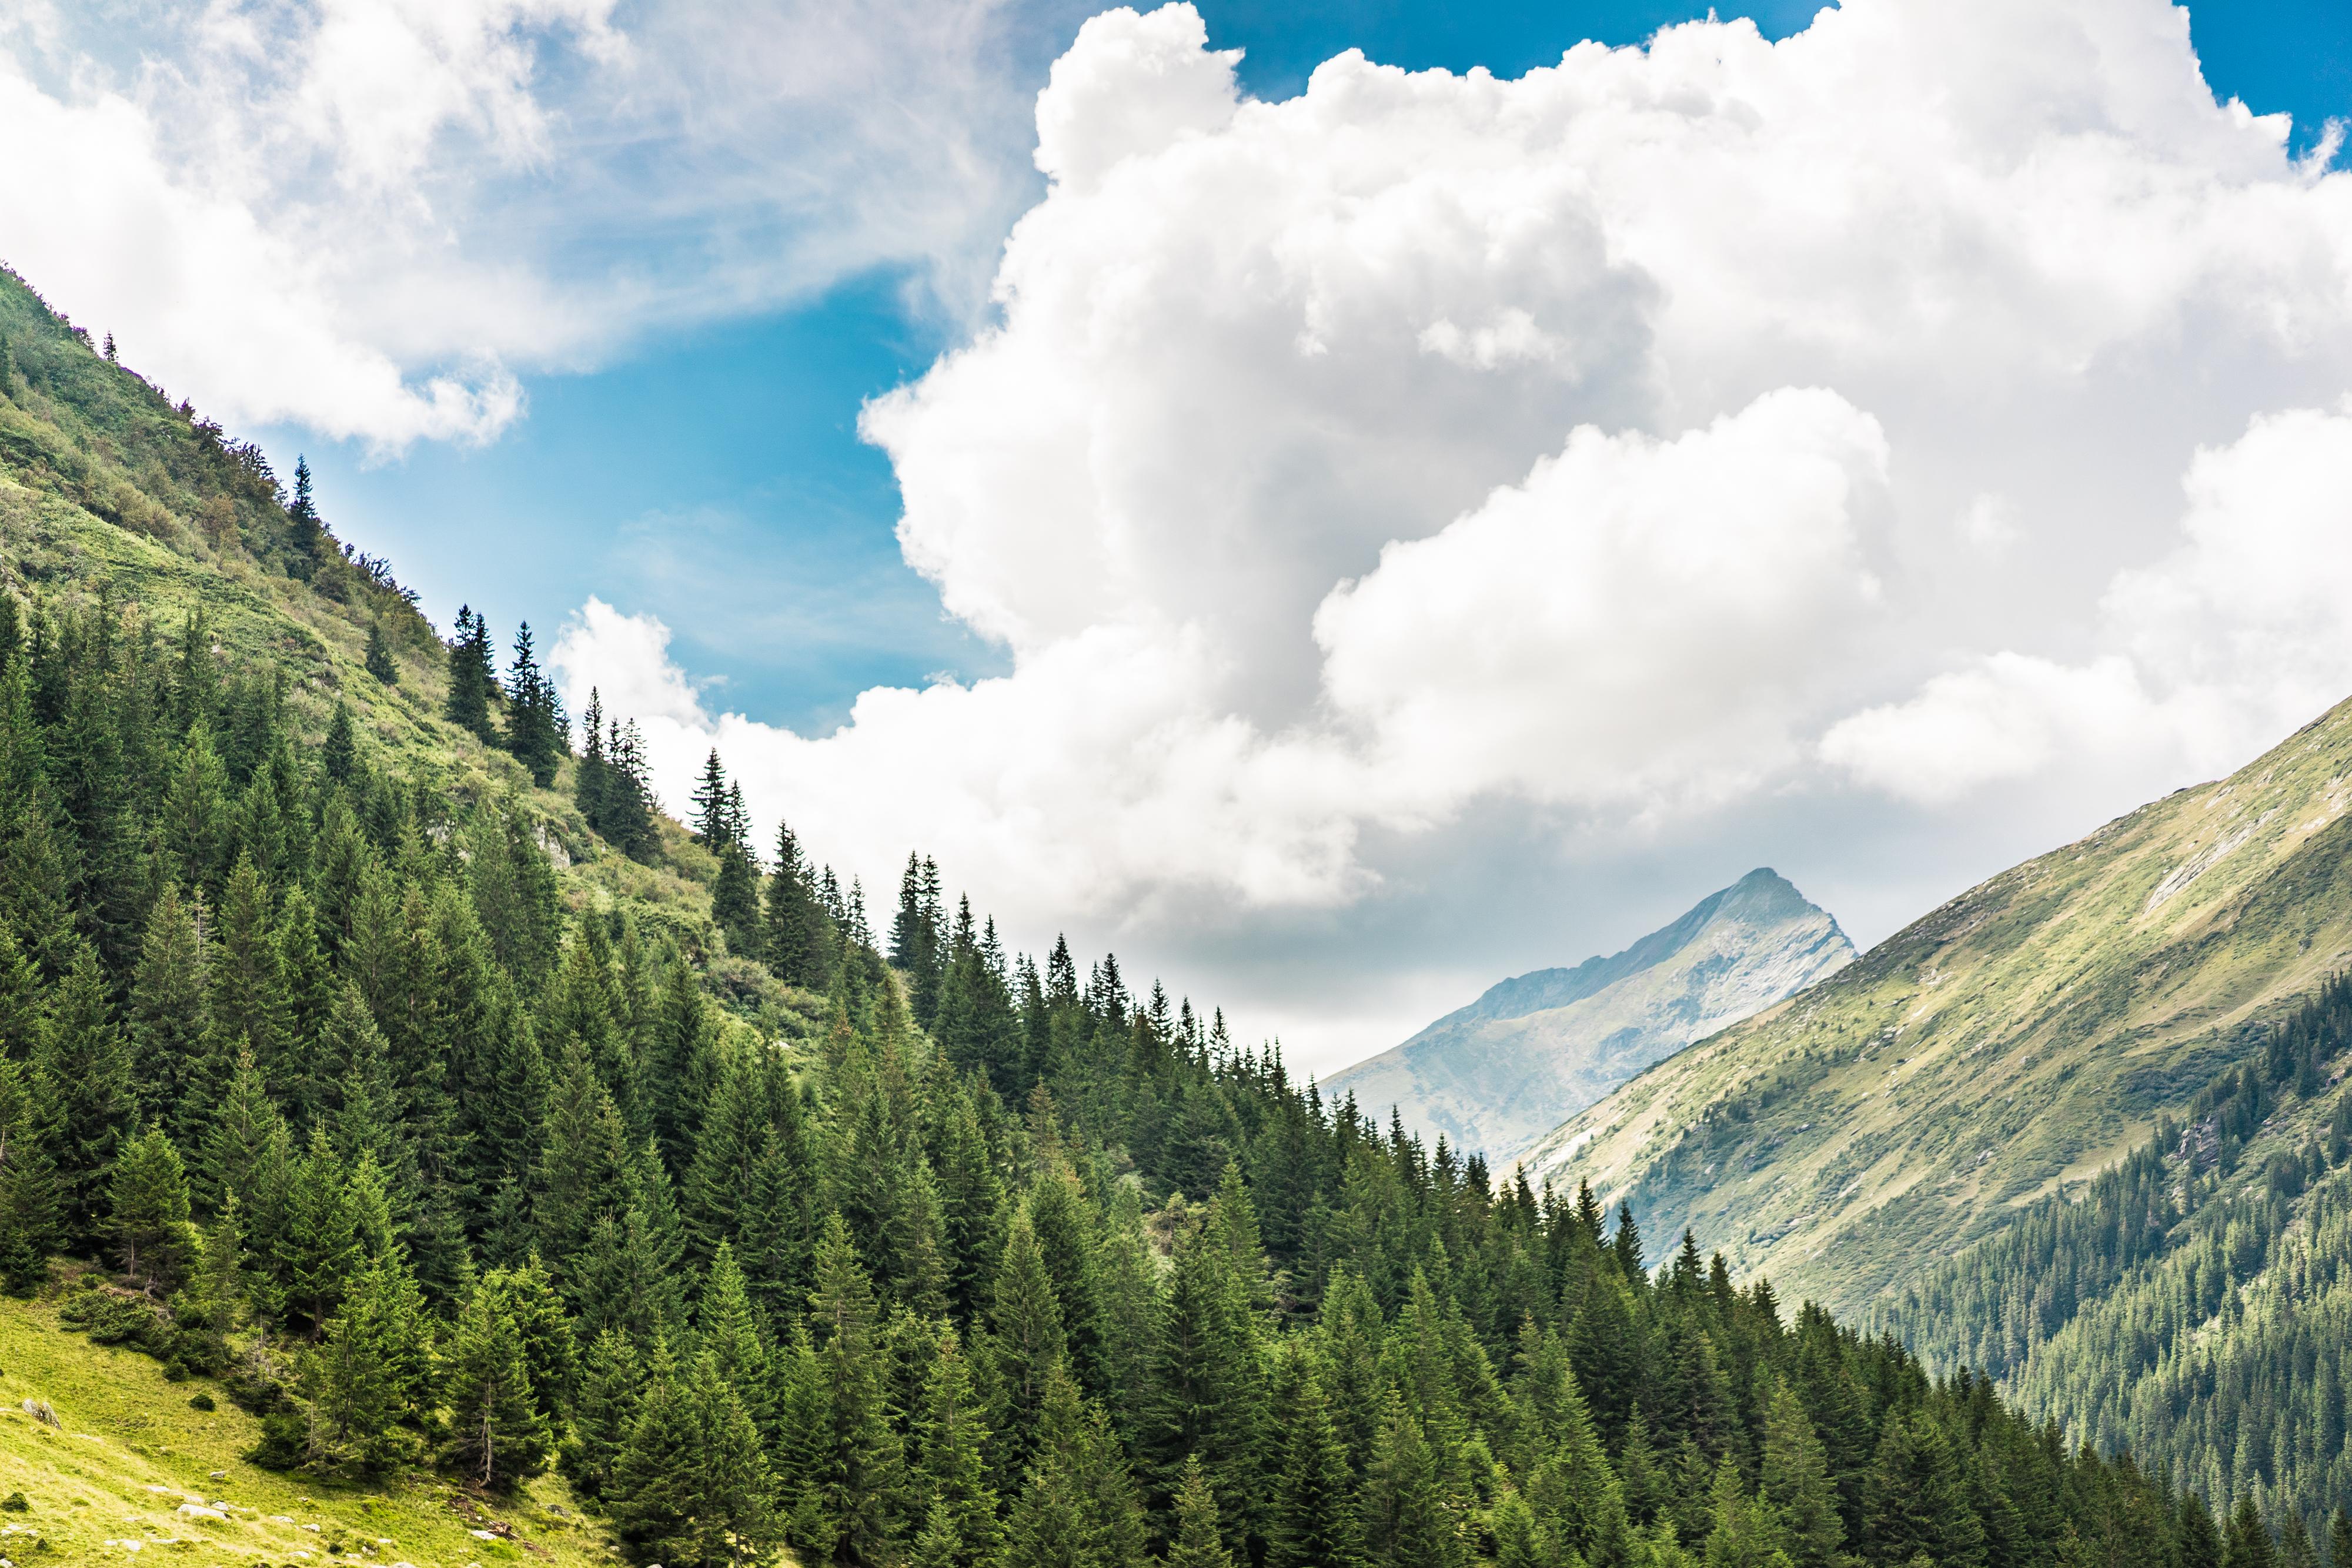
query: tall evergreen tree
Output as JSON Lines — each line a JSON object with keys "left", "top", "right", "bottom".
{"left": 363, "top": 622, "right": 397, "bottom": 685}
{"left": 35, "top": 945, "right": 134, "bottom": 1245}
{"left": 443, "top": 1273, "right": 549, "bottom": 1492}
{"left": 106, "top": 1125, "right": 195, "bottom": 1291}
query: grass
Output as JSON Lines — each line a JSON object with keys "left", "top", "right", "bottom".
{"left": 1525, "top": 698, "right": 2352, "bottom": 1316}
{"left": 0, "top": 1293, "right": 617, "bottom": 1567}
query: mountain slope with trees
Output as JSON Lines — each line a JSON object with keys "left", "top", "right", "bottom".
{"left": 1522, "top": 697, "right": 2352, "bottom": 1323}
{"left": 0, "top": 260, "right": 2311, "bottom": 1568}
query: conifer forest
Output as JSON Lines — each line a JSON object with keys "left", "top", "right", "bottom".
{"left": 0, "top": 259, "right": 2326, "bottom": 1568}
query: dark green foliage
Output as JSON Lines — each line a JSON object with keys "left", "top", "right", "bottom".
{"left": 443, "top": 1271, "right": 548, "bottom": 1491}
{"left": 444, "top": 606, "right": 499, "bottom": 744}
{"left": 502, "top": 623, "right": 566, "bottom": 787}
{"left": 363, "top": 622, "right": 397, "bottom": 686}
{"left": 36, "top": 945, "right": 134, "bottom": 1245}
{"left": 763, "top": 819, "right": 835, "bottom": 989}
{"left": 0, "top": 426, "right": 2263, "bottom": 1566}
{"left": 106, "top": 1125, "right": 194, "bottom": 1292}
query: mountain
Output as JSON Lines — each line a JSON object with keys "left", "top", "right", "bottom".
{"left": 0, "top": 260, "right": 2294, "bottom": 1558}
{"left": 1522, "top": 694, "right": 2352, "bottom": 1328}
{"left": 1325, "top": 868, "right": 1854, "bottom": 1159}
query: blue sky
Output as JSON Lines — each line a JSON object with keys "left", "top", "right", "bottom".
{"left": 284, "top": 0, "right": 2352, "bottom": 734}
{"left": 28, "top": 0, "right": 2352, "bottom": 1069}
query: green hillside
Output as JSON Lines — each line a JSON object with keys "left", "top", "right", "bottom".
{"left": 1521, "top": 693, "right": 2352, "bottom": 1322}
{"left": 0, "top": 1283, "right": 599, "bottom": 1565}
{"left": 1870, "top": 974, "right": 2352, "bottom": 1523}
{"left": 0, "top": 256, "right": 2297, "bottom": 1568}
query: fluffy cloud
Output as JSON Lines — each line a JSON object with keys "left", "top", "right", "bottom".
{"left": 547, "top": 0, "right": 2352, "bottom": 1058}
{"left": 0, "top": 0, "right": 1086, "bottom": 449}
{"left": 1827, "top": 404, "right": 2352, "bottom": 801}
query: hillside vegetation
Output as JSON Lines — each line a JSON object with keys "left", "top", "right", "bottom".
{"left": 1870, "top": 973, "right": 2352, "bottom": 1524}
{"left": 0, "top": 1286, "right": 598, "bottom": 1565}
{"left": 0, "top": 259, "right": 2304, "bottom": 1568}
{"left": 1523, "top": 694, "right": 2352, "bottom": 1323}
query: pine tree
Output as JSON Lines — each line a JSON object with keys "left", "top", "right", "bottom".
{"left": 1170, "top": 1454, "right": 1237, "bottom": 1568}
{"left": 128, "top": 884, "right": 213, "bottom": 1146}
{"left": 713, "top": 842, "right": 763, "bottom": 962}
{"left": 562, "top": 1328, "right": 646, "bottom": 1502}
{"left": 1703, "top": 1454, "right": 1791, "bottom": 1568}
{"left": 1365, "top": 1394, "right": 1459, "bottom": 1568}
{"left": 502, "top": 624, "right": 565, "bottom": 787}
{"left": 1267, "top": 1340, "right": 1365, "bottom": 1568}
{"left": 763, "top": 819, "right": 834, "bottom": 989}
{"left": 299, "top": 1247, "right": 433, "bottom": 1474}
{"left": 0, "top": 1052, "right": 61, "bottom": 1291}
{"left": 914, "top": 1326, "right": 1005, "bottom": 1568}
{"left": 696, "top": 1240, "right": 774, "bottom": 1435}
{"left": 106, "top": 1125, "right": 195, "bottom": 1292}
{"left": 692, "top": 749, "right": 732, "bottom": 847}
{"left": 2226, "top": 1498, "right": 2277, "bottom": 1568}
{"left": 209, "top": 853, "right": 287, "bottom": 1073}
{"left": 444, "top": 1273, "right": 549, "bottom": 1492}
{"left": 1863, "top": 1413, "right": 1983, "bottom": 1568}
{"left": 363, "top": 622, "right": 397, "bottom": 685}
{"left": 1761, "top": 1382, "right": 1843, "bottom": 1568}
{"left": 321, "top": 699, "right": 358, "bottom": 786}
{"left": 1492, "top": 1489, "right": 1559, "bottom": 1568}
{"left": 35, "top": 945, "right": 134, "bottom": 1245}
{"left": 985, "top": 1205, "right": 1068, "bottom": 1488}
{"left": 806, "top": 1215, "right": 908, "bottom": 1561}
{"left": 444, "top": 607, "right": 499, "bottom": 744}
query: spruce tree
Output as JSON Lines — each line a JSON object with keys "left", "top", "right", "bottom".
{"left": 712, "top": 842, "right": 763, "bottom": 961}
{"left": 914, "top": 1326, "right": 1005, "bottom": 1568}
{"left": 1267, "top": 1340, "right": 1365, "bottom": 1568}
{"left": 806, "top": 1214, "right": 908, "bottom": 1561}
{"left": 985, "top": 1205, "right": 1068, "bottom": 1489}
{"left": 1170, "top": 1454, "right": 1237, "bottom": 1568}
{"left": 502, "top": 623, "right": 564, "bottom": 787}
{"left": 0, "top": 1052, "right": 61, "bottom": 1291}
{"left": 300, "top": 1247, "right": 433, "bottom": 1474}
{"left": 444, "top": 607, "right": 499, "bottom": 744}
{"left": 563, "top": 1327, "right": 646, "bottom": 1502}
{"left": 106, "top": 1125, "right": 195, "bottom": 1292}
{"left": 444, "top": 1273, "right": 549, "bottom": 1492}
{"left": 691, "top": 749, "right": 732, "bottom": 847}
{"left": 35, "top": 945, "right": 135, "bottom": 1245}
{"left": 762, "top": 819, "right": 834, "bottom": 989}
{"left": 322, "top": 699, "right": 358, "bottom": 785}
{"left": 2226, "top": 1499, "right": 2278, "bottom": 1568}
{"left": 128, "top": 884, "right": 213, "bottom": 1145}
{"left": 363, "top": 622, "right": 397, "bottom": 685}
{"left": 1761, "top": 1382, "right": 1843, "bottom": 1568}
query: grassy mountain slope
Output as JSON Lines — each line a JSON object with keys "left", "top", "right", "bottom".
{"left": 1327, "top": 869, "right": 1852, "bottom": 1159}
{"left": 1522, "top": 695, "right": 2352, "bottom": 1319}
{"left": 1868, "top": 975, "right": 2352, "bottom": 1520}
{"left": 0, "top": 263, "right": 791, "bottom": 1007}
{"left": 0, "top": 1285, "right": 600, "bottom": 1566}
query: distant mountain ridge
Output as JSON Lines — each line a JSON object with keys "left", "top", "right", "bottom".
{"left": 1325, "top": 868, "right": 1855, "bottom": 1159}
{"left": 1522, "top": 694, "right": 2352, "bottom": 1325}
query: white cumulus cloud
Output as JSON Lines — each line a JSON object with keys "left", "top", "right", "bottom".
{"left": 503, "top": 0, "right": 2352, "bottom": 1063}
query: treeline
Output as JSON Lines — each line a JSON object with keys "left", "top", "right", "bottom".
{"left": 0, "top": 576, "right": 2293, "bottom": 1568}
{"left": 1876, "top": 975, "right": 2352, "bottom": 1530}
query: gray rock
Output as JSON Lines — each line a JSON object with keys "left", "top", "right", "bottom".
{"left": 1324, "top": 869, "right": 1853, "bottom": 1164}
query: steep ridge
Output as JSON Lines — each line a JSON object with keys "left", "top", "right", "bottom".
{"left": 1522, "top": 697, "right": 2352, "bottom": 1320}
{"left": 1327, "top": 869, "right": 1852, "bottom": 1158}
